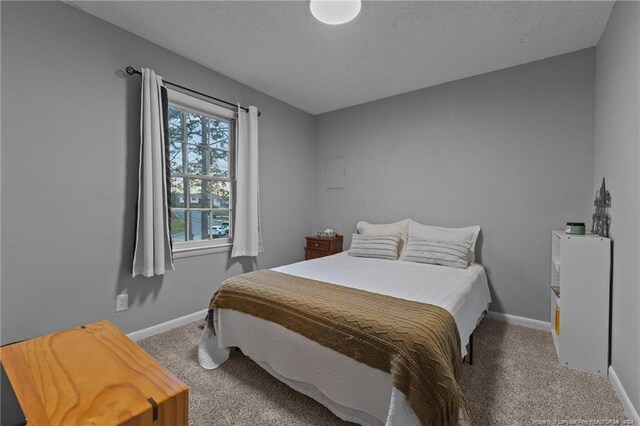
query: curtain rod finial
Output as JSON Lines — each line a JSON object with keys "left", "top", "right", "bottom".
{"left": 126, "top": 66, "right": 140, "bottom": 76}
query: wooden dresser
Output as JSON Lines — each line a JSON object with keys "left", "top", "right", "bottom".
{"left": 305, "top": 235, "right": 343, "bottom": 260}
{"left": 0, "top": 320, "right": 188, "bottom": 425}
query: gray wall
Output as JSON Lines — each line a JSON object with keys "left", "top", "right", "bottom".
{"left": 2, "top": 4, "right": 629, "bottom": 389}
{"left": 1, "top": 1, "right": 314, "bottom": 344}
{"left": 313, "top": 49, "right": 596, "bottom": 322}
{"left": 593, "top": 1, "right": 640, "bottom": 413}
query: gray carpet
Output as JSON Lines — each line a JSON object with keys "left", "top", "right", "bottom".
{"left": 137, "top": 318, "right": 628, "bottom": 425}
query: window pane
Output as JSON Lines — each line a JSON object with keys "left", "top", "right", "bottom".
{"left": 170, "top": 177, "right": 186, "bottom": 208}
{"left": 209, "top": 119, "right": 230, "bottom": 150}
{"left": 169, "top": 142, "right": 184, "bottom": 174}
{"left": 210, "top": 181, "right": 230, "bottom": 209}
{"left": 189, "top": 210, "right": 211, "bottom": 241}
{"left": 186, "top": 112, "right": 204, "bottom": 145}
{"left": 188, "top": 179, "right": 209, "bottom": 208}
{"left": 168, "top": 107, "right": 183, "bottom": 143}
{"left": 171, "top": 210, "right": 187, "bottom": 242}
{"left": 209, "top": 149, "right": 229, "bottom": 177}
{"left": 187, "top": 145, "right": 205, "bottom": 175}
{"left": 212, "top": 210, "right": 231, "bottom": 238}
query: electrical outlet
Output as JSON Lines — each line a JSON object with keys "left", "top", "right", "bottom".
{"left": 116, "top": 294, "right": 128, "bottom": 312}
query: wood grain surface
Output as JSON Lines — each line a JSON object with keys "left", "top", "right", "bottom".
{"left": 1, "top": 320, "right": 188, "bottom": 425}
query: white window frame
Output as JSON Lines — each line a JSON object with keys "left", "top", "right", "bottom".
{"left": 167, "top": 89, "right": 236, "bottom": 257}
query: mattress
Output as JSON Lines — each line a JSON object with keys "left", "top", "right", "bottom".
{"left": 199, "top": 252, "right": 491, "bottom": 425}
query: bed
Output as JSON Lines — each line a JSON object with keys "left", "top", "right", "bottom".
{"left": 198, "top": 250, "right": 491, "bottom": 426}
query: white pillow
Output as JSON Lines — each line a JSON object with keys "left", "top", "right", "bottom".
{"left": 401, "top": 237, "right": 471, "bottom": 269}
{"left": 356, "top": 219, "right": 410, "bottom": 256}
{"left": 348, "top": 234, "right": 401, "bottom": 260}
{"left": 408, "top": 220, "right": 480, "bottom": 264}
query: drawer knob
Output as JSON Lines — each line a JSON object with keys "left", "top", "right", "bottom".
{"left": 314, "top": 243, "right": 318, "bottom": 247}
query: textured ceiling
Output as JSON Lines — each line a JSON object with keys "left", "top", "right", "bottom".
{"left": 76, "top": 1, "right": 614, "bottom": 115}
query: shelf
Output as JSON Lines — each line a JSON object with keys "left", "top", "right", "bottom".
{"left": 553, "top": 291, "right": 560, "bottom": 308}
{"left": 549, "top": 229, "right": 611, "bottom": 374}
{"left": 551, "top": 329, "right": 560, "bottom": 357}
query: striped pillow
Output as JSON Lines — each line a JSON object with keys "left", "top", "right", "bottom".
{"left": 348, "top": 234, "right": 401, "bottom": 260}
{"left": 400, "top": 237, "right": 471, "bottom": 269}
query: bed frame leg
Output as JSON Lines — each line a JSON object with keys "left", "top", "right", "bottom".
{"left": 467, "top": 333, "right": 474, "bottom": 365}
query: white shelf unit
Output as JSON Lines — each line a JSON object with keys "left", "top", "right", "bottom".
{"left": 550, "top": 230, "right": 611, "bottom": 374}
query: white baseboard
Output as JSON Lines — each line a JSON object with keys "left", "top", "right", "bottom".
{"left": 127, "top": 308, "right": 209, "bottom": 342}
{"left": 486, "top": 311, "right": 551, "bottom": 330}
{"left": 609, "top": 366, "right": 640, "bottom": 423}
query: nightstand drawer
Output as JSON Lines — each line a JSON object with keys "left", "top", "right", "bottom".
{"left": 305, "top": 249, "right": 327, "bottom": 260}
{"left": 307, "top": 240, "right": 330, "bottom": 252}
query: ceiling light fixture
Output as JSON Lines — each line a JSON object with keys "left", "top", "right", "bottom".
{"left": 310, "top": 0, "right": 361, "bottom": 25}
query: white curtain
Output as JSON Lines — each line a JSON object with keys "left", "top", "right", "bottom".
{"left": 231, "top": 105, "right": 263, "bottom": 257}
{"left": 132, "top": 68, "right": 174, "bottom": 277}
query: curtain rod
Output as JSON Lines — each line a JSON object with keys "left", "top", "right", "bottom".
{"left": 125, "top": 66, "right": 261, "bottom": 117}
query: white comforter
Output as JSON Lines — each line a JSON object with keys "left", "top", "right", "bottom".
{"left": 199, "top": 253, "right": 492, "bottom": 425}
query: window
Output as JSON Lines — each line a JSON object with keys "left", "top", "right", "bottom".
{"left": 167, "top": 89, "right": 235, "bottom": 253}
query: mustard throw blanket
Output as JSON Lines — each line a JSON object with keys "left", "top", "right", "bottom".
{"left": 209, "top": 269, "right": 469, "bottom": 426}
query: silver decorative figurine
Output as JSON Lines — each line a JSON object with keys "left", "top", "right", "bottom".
{"left": 591, "top": 177, "right": 611, "bottom": 238}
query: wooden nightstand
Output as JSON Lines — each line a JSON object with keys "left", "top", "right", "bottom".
{"left": 305, "top": 235, "right": 343, "bottom": 260}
